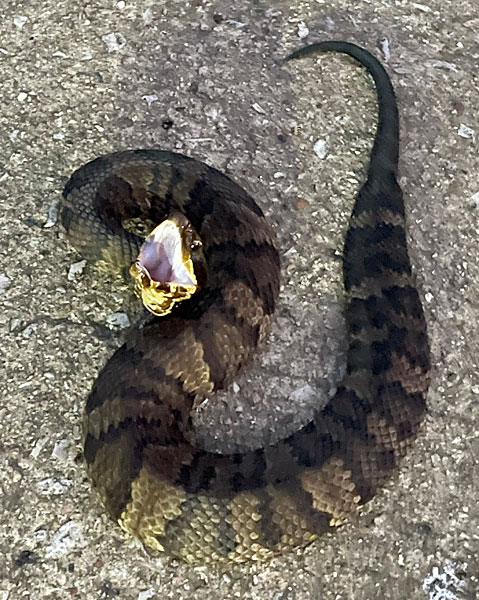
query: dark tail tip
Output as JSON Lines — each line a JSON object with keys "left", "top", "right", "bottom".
{"left": 285, "top": 40, "right": 400, "bottom": 176}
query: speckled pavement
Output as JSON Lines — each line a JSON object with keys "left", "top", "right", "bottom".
{"left": 1, "top": 1, "right": 478, "bottom": 599}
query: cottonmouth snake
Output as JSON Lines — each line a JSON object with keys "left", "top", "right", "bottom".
{"left": 61, "top": 41, "right": 431, "bottom": 564}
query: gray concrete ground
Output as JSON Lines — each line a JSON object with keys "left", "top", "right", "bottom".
{"left": 1, "top": 1, "right": 478, "bottom": 599}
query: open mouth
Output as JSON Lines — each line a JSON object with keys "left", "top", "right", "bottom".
{"left": 136, "top": 220, "right": 196, "bottom": 287}
{"left": 130, "top": 217, "right": 199, "bottom": 316}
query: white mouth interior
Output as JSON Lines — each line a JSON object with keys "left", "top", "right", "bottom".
{"left": 138, "top": 220, "right": 195, "bottom": 286}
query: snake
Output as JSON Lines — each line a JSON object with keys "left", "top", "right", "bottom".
{"left": 61, "top": 41, "right": 431, "bottom": 564}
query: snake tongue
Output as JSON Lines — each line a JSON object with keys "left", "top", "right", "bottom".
{"left": 137, "top": 220, "right": 195, "bottom": 287}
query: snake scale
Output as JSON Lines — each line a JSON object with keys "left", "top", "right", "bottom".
{"left": 61, "top": 41, "right": 431, "bottom": 564}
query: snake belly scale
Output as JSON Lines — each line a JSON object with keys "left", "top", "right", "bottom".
{"left": 61, "top": 41, "right": 431, "bottom": 564}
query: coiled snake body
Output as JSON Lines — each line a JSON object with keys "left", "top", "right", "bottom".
{"left": 62, "top": 42, "right": 431, "bottom": 563}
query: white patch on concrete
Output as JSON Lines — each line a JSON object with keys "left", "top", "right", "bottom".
{"left": 45, "top": 521, "right": 85, "bottom": 558}
{"left": 37, "top": 477, "right": 72, "bottom": 496}
{"left": 0, "top": 274, "right": 10, "bottom": 294}
{"left": 458, "top": 124, "right": 475, "bottom": 140}
{"left": 143, "top": 8, "right": 153, "bottom": 24}
{"left": 422, "top": 560, "right": 467, "bottom": 600}
{"left": 411, "top": 2, "right": 432, "bottom": 11}
{"left": 44, "top": 197, "right": 60, "bottom": 228}
{"left": 225, "top": 19, "right": 246, "bottom": 29}
{"left": 30, "top": 435, "right": 50, "bottom": 459}
{"left": 313, "top": 139, "right": 328, "bottom": 159}
{"left": 51, "top": 439, "right": 70, "bottom": 461}
{"left": 325, "top": 16, "right": 335, "bottom": 30}
{"left": 67, "top": 260, "right": 86, "bottom": 281}
{"left": 289, "top": 384, "right": 316, "bottom": 403}
{"left": 138, "top": 590, "right": 156, "bottom": 600}
{"left": 297, "top": 22, "right": 309, "bottom": 39}
{"left": 379, "top": 38, "right": 391, "bottom": 62}
{"left": 102, "top": 32, "right": 127, "bottom": 52}
{"left": 429, "top": 60, "right": 459, "bottom": 72}
{"left": 107, "top": 312, "right": 131, "bottom": 329}
{"left": 13, "top": 15, "right": 28, "bottom": 28}
{"left": 252, "top": 102, "right": 266, "bottom": 114}
{"left": 142, "top": 94, "right": 158, "bottom": 107}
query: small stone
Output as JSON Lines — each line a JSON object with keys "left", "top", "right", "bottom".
{"left": 67, "top": 260, "right": 86, "bottom": 281}
{"left": 44, "top": 197, "right": 60, "bottom": 228}
{"left": 252, "top": 103, "right": 266, "bottom": 114}
{"left": 265, "top": 8, "right": 282, "bottom": 18}
{"left": 289, "top": 384, "right": 315, "bottom": 403}
{"left": 142, "top": 94, "right": 158, "bottom": 107}
{"left": 45, "top": 521, "right": 85, "bottom": 558}
{"left": 106, "top": 312, "right": 130, "bottom": 329}
{"left": 296, "top": 197, "right": 310, "bottom": 209}
{"left": 297, "top": 22, "right": 309, "bottom": 39}
{"left": 102, "top": 32, "right": 127, "bottom": 52}
{"left": 30, "top": 435, "right": 50, "bottom": 459}
{"left": 37, "top": 477, "right": 72, "bottom": 496}
{"left": 111, "top": 292, "right": 123, "bottom": 303}
{"left": 411, "top": 2, "right": 432, "bottom": 12}
{"left": 10, "top": 318, "right": 24, "bottom": 332}
{"left": 313, "top": 139, "right": 328, "bottom": 159}
{"left": 0, "top": 274, "right": 10, "bottom": 294}
{"left": 143, "top": 8, "right": 153, "bottom": 24}
{"left": 21, "top": 323, "right": 37, "bottom": 337}
{"left": 138, "top": 590, "right": 156, "bottom": 600}
{"left": 458, "top": 123, "right": 475, "bottom": 139}
{"left": 51, "top": 439, "right": 70, "bottom": 461}
{"left": 379, "top": 38, "right": 390, "bottom": 62}
{"left": 13, "top": 15, "right": 28, "bottom": 28}
{"left": 325, "top": 16, "right": 335, "bottom": 30}
{"left": 225, "top": 19, "right": 245, "bottom": 29}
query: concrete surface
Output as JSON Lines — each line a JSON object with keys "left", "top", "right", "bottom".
{"left": 1, "top": 0, "right": 478, "bottom": 599}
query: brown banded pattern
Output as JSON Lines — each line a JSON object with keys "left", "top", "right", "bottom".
{"left": 61, "top": 41, "right": 430, "bottom": 563}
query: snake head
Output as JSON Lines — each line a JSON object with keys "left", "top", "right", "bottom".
{"left": 130, "top": 212, "right": 203, "bottom": 316}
